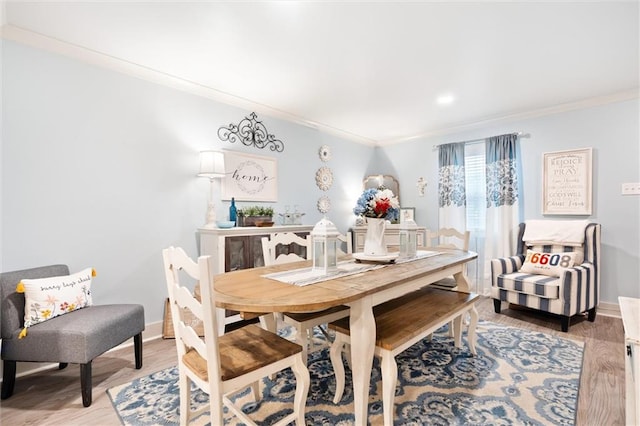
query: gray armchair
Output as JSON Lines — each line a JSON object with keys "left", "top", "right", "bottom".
{"left": 491, "top": 222, "right": 601, "bottom": 332}
{"left": 1, "top": 264, "right": 144, "bottom": 407}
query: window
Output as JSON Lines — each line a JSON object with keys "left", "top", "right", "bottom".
{"left": 464, "top": 142, "right": 486, "bottom": 235}
{"left": 461, "top": 142, "right": 486, "bottom": 293}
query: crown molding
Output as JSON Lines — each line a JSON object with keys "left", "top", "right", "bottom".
{"left": 1, "top": 24, "right": 377, "bottom": 146}
{"left": 3, "top": 24, "right": 636, "bottom": 148}
{"left": 379, "top": 88, "right": 639, "bottom": 146}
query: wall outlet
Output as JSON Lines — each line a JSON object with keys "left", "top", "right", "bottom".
{"left": 621, "top": 182, "right": 640, "bottom": 195}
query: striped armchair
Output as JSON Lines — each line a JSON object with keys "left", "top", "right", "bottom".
{"left": 491, "top": 222, "right": 601, "bottom": 332}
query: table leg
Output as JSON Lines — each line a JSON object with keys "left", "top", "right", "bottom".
{"left": 349, "top": 296, "right": 376, "bottom": 426}
{"left": 453, "top": 269, "right": 471, "bottom": 292}
{"left": 259, "top": 313, "right": 277, "bottom": 333}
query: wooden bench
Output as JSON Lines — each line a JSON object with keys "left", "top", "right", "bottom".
{"left": 328, "top": 286, "right": 480, "bottom": 426}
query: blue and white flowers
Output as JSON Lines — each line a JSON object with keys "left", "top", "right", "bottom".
{"left": 353, "top": 187, "right": 400, "bottom": 221}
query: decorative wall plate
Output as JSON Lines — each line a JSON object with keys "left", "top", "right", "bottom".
{"left": 315, "top": 166, "right": 333, "bottom": 191}
{"left": 318, "top": 145, "right": 332, "bottom": 162}
{"left": 317, "top": 195, "right": 331, "bottom": 213}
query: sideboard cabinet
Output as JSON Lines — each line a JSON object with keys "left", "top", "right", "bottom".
{"left": 351, "top": 224, "right": 427, "bottom": 252}
{"left": 199, "top": 224, "right": 313, "bottom": 275}
{"left": 620, "top": 296, "right": 640, "bottom": 426}
{"left": 199, "top": 225, "right": 314, "bottom": 333}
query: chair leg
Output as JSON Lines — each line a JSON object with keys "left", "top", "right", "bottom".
{"left": 317, "top": 324, "right": 332, "bottom": 341}
{"left": 134, "top": 333, "right": 143, "bottom": 369}
{"left": 453, "top": 316, "right": 463, "bottom": 348}
{"left": 296, "top": 325, "right": 309, "bottom": 366}
{"left": 179, "top": 371, "right": 194, "bottom": 426}
{"left": 493, "top": 298, "right": 501, "bottom": 313}
{"left": 467, "top": 306, "right": 479, "bottom": 356}
{"left": 329, "top": 337, "right": 346, "bottom": 404}
{"left": 59, "top": 362, "right": 68, "bottom": 370}
{"left": 80, "top": 362, "right": 92, "bottom": 407}
{"left": 587, "top": 307, "right": 597, "bottom": 322}
{"left": 560, "top": 316, "right": 570, "bottom": 332}
{"left": 1, "top": 360, "right": 16, "bottom": 400}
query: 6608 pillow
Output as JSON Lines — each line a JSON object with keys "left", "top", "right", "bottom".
{"left": 16, "top": 267, "right": 95, "bottom": 338}
{"left": 519, "top": 250, "right": 577, "bottom": 277}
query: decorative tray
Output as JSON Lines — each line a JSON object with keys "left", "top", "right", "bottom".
{"left": 255, "top": 221, "right": 275, "bottom": 227}
{"left": 352, "top": 252, "right": 399, "bottom": 263}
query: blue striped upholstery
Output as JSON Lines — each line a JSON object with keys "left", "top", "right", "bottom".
{"left": 491, "top": 223, "right": 601, "bottom": 325}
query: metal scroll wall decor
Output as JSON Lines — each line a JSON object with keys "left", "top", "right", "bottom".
{"left": 217, "top": 112, "right": 285, "bottom": 152}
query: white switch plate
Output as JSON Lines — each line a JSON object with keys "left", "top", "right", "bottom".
{"left": 621, "top": 182, "right": 640, "bottom": 195}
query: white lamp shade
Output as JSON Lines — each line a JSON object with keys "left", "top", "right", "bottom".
{"left": 198, "top": 151, "right": 225, "bottom": 178}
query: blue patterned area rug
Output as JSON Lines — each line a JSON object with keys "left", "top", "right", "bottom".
{"left": 107, "top": 321, "right": 584, "bottom": 425}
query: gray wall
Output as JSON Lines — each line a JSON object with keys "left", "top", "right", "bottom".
{"left": 2, "top": 38, "right": 638, "bottom": 330}
{"left": 379, "top": 98, "right": 640, "bottom": 303}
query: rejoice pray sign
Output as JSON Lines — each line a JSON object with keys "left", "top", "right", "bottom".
{"left": 222, "top": 151, "right": 278, "bottom": 202}
{"left": 542, "top": 148, "right": 592, "bottom": 215}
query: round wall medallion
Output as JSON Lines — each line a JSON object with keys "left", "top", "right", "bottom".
{"left": 317, "top": 195, "right": 331, "bottom": 213}
{"left": 318, "top": 145, "right": 332, "bottom": 162}
{"left": 315, "top": 166, "right": 333, "bottom": 191}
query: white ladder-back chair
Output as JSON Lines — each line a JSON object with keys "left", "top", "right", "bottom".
{"left": 426, "top": 228, "right": 471, "bottom": 336}
{"left": 262, "top": 232, "right": 350, "bottom": 365}
{"left": 426, "top": 227, "right": 471, "bottom": 290}
{"left": 261, "top": 232, "right": 310, "bottom": 265}
{"left": 162, "top": 246, "right": 309, "bottom": 426}
{"left": 337, "top": 231, "right": 353, "bottom": 257}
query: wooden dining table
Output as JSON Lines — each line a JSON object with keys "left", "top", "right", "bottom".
{"left": 213, "top": 248, "right": 478, "bottom": 426}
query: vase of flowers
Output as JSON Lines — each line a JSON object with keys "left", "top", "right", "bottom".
{"left": 353, "top": 186, "right": 400, "bottom": 256}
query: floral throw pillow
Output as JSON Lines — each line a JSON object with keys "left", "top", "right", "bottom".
{"left": 519, "top": 250, "right": 577, "bottom": 277}
{"left": 16, "top": 267, "right": 95, "bottom": 338}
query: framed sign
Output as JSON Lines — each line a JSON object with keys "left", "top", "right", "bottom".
{"left": 400, "top": 207, "right": 415, "bottom": 223}
{"left": 222, "top": 151, "right": 277, "bottom": 202}
{"left": 542, "top": 148, "right": 592, "bottom": 215}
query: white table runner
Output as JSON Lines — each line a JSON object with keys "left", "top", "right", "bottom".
{"left": 263, "top": 250, "right": 441, "bottom": 286}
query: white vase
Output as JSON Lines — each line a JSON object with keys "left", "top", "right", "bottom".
{"left": 363, "top": 217, "right": 388, "bottom": 256}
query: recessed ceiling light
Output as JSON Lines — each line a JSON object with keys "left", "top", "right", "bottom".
{"left": 437, "top": 94, "right": 455, "bottom": 105}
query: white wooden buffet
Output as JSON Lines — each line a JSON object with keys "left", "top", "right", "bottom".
{"left": 620, "top": 296, "right": 640, "bottom": 425}
{"left": 198, "top": 224, "right": 313, "bottom": 274}
{"left": 198, "top": 225, "right": 313, "bottom": 332}
{"left": 351, "top": 224, "right": 427, "bottom": 252}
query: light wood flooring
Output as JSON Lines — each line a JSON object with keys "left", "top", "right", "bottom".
{"left": 0, "top": 296, "right": 627, "bottom": 425}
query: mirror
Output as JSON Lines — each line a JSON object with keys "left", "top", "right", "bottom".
{"left": 363, "top": 174, "right": 400, "bottom": 203}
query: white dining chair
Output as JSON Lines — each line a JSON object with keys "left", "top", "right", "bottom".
{"left": 262, "top": 232, "right": 350, "bottom": 365}
{"left": 426, "top": 227, "right": 471, "bottom": 290}
{"left": 162, "top": 246, "right": 309, "bottom": 425}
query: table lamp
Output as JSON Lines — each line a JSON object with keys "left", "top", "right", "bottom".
{"left": 198, "top": 151, "right": 225, "bottom": 228}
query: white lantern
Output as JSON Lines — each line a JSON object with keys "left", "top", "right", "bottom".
{"left": 311, "top": 216, "right": 340, "bottom": 275}
{"left": 399, "top": 218, "right": 418, "bottom": 259}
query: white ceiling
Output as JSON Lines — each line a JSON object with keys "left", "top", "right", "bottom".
{"left": 2, "top": 1, "right": 638, "bottom": 145}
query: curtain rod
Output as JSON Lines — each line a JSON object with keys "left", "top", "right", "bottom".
{"left": 432, "top": 132, "right": 530, "bottom": 150}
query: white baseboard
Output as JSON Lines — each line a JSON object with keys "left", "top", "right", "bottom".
{"left": 0, "top": 320, "right": 165, "bottom": 382}
{"left": 597, "top": 301, "right": 621, "bottom": 318}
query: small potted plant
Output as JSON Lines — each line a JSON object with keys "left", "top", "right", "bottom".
{"left": 240, "top": 205, "right": 274, "bottom": 227}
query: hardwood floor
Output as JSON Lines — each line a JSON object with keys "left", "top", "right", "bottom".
{"left": 0, "top": 296, "right": 626, "bottom": 425}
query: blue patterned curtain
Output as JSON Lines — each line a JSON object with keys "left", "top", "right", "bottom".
{"left": 486, "top": 134, "right": 519, "bottom": 208}
{"left": 438, "top": 142, "right": 467, "bottom": 231}
{"left": 483, "top": 134, "right": 522, "bottom": 290}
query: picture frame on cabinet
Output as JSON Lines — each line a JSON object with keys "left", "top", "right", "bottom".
{"left": 400, "top": 207, "right": 416, "bottom": 224}
{"left": 222, "top": 151, "right": 278, "bottom": 202}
